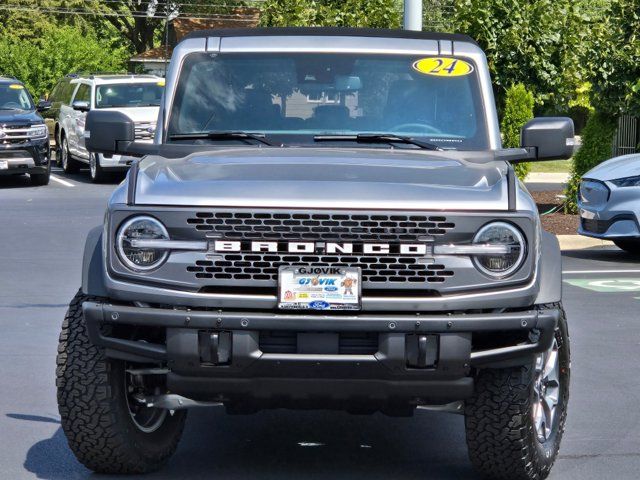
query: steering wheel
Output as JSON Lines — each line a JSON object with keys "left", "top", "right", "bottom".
{"left": 391, "top": 123, "right": 443, "bottom": 135}
{"left": 2, "top": 102, "right": 22, "bottom": 109}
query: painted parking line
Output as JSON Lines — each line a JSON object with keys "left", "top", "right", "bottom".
{"left": 50, "top": 175, "right": 75, "bottom": 187}
{"left": 562, "top": 269, "right": 640, "bottom": 274}
{"left": 564, "top": 278, "right": 640, "bottom": 292}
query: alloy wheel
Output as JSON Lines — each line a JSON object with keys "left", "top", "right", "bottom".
{"left": 532, "top": 337, "right": 561, "bottom": 442}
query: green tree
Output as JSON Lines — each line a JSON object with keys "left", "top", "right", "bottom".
{"left": 0, "top": 24, "right": 128, "bottom": 98}
{"left": 564, "top": 112, "right": 617, "bottom": 212}
{"left": 453, "top": 0, "right": 597, "bottom": 110}
{"left": 587, "top": 0, "right": 640, "bottom": 116}
{"left": 501, "top": 84, "right": 535, "bottom": 180}
{"left": 260, "top": 0, "right": 401, "bottom": 28}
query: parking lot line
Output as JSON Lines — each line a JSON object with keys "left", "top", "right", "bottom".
{"left": 50, "top": 175, "right": 75, "bottom": 187}
{"left": 562, "top": 269, "right": 640, "bottom": 274}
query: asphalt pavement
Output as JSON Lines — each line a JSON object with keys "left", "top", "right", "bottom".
{"left": 1, "top": 166, "right": 639, "bottom": 479}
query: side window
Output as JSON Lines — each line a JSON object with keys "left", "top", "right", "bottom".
{"left": 49, "top": 82, "right": 63, "bottom": 102}
{"left": 73, "top": 84, "right": 90, "bottom": 103}
{"left": 63, "top": 82, "right": 76, "bottom": 104}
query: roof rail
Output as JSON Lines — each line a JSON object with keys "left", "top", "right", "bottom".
{"left": 0, "top": 74, "right": 17, "bottom": 80}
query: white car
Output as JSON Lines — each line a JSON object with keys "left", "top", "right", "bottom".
{"left": 578, "top": 153, "right": 640, "bottom": 254}
{"left": 55, "top": 74, "right": 163, "bottom": 182}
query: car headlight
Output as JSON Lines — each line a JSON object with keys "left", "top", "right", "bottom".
{"left": 27, "top": 124, "right": 48, "bottom": 139}
{"left": 610, "top": 175, "right": 640, "bottom": 188}
{"left": 116, "top": 216, "right": 169, "bottom": 271}
{"left": 472, "top": 222, "right": 526, "bottom": 278}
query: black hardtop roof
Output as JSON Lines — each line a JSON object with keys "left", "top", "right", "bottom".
{"left": 183, "top": 27, "right": 477, "bottom": 46}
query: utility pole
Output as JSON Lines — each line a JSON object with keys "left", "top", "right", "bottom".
{"left": 403, "top": 0, "right": 423, "bottom": 31}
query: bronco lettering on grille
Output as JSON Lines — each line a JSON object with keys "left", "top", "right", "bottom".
{"left": 212, "top": 241, "right": 429, "bottom": 255}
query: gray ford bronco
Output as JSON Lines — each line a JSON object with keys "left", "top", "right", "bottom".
{"left": 56, "top": 28, "right": 573, "bottom": 479}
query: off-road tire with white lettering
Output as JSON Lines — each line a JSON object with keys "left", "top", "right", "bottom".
{"left": 464, "top": 303, "right": 570, "bottom": 480}
{"left": 56, "top": 290, "right": 187, "bottom": 474}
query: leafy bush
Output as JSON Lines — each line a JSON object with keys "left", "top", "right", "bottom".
{"left": 0, "top": 25, "right": 127, "bottom": 98}
{"left": 260, "top": 0, "right": 401, "bottom": 28}
{"left": 501, "top": 84, "right": 534, "bottom": 180}
{"left": 564, "top": 111, "right": 617, "bottom": 213}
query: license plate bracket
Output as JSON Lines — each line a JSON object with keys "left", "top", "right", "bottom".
{"left": 278, "top": 265, "right": 361, "bottom": 311}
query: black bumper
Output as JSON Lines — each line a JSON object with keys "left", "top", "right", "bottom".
{"left": 83, "top": 302, "right": 559, "bottom": 408}
{"left": 0, "top": 139, "right": 50, "bottom": 175}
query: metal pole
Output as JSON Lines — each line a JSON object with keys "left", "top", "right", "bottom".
{"left": 403, "top": 0, "right": 423, "bottom": 31}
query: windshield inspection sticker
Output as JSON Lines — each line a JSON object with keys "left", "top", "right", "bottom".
{"left": 412, "top": 57, "right": 474, "bottom": 77}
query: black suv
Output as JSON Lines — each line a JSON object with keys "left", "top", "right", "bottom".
{"left": 0, "top": 76, "right": 51, "bottom": 186}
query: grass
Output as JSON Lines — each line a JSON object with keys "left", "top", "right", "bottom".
{"left": 528, "top": 158, "right": 573, "bottom": 173}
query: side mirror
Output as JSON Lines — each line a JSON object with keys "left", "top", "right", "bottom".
{"left": 72, "top": 100, "right": 90, "bottom": 112}
{"left": 85, "top": 110, "right": 135, "bottom": 154}
{"left": 36, "top": 100, "right": 51, "bottom": 112}
{"left": 520, "top": 117, "right": 575, "bottom": 160}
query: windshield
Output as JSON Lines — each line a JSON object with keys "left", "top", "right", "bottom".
{"left": 0, "top": 84, "right": 34, "bottom": 110}
{"left": 95, "top": 83, "right": 163, "bottom": 108}
{"left": 168, "top": 52, "right": 489, "bottom": 149}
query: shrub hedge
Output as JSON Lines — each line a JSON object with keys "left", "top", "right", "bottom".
{"left": 501, "top": 84, "right": 535, "bottom": 180}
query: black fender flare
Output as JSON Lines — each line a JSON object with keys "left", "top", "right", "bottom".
{"left": 534, "top": 230, "right": 562, "bottom": 305}
{"left": 81, "top": 225, "right": 108, "bottom": 297}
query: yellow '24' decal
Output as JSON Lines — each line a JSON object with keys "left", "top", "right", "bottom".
{"left": 412, "top": 57, "right": 474, "bottom": 77}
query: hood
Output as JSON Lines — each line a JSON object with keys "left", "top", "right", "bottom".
{"left": 584, "top": 153, "right": 640, "bottom": 181}
{"left": 99, "top": 106, "right": 159, "bottom": 123}
{"left": 0, "top": 109, "right": 43, "bottom": 126}
{"left": 134, "top": 148, "right": 510, "bottom": 210}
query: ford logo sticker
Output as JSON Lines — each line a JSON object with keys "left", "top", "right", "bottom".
{"left": 308, "top": 300, "right": 330, "bottom": 310}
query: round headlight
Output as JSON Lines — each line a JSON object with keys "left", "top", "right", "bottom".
{"left": 472, "top": 222, "right": 526, "bottom": 278}
{"left": 116, "top": 216, "right": 169, "bottom": 271}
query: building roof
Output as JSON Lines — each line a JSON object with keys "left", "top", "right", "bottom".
{"left": 130, "top": 9, "right": 260, "bottom": 63}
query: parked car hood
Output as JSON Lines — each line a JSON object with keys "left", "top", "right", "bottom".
{"left": 134, "top": 148, "right": 510, "bottom": 210}
{"left": 584, "top": 153, "right": 640, "bottom": 181}
{"left": 98, "top": 106, "right": 159, "bottom": 123}
{"left": 0, "top": 109, "right": 43, "bottom": 126}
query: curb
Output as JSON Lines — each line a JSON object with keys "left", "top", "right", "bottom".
{"left": 556, "top": 235, "right": 615, "bottom": 251}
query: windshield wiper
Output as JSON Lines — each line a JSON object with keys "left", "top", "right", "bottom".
{"left": 313, "top": 133, "right": 441, "bottom": 151}
{"left": 169, "top": 131, "right": 279, "bottom": 147}
{"left": 313, "top": 133, "right": 441, "bottom": 150}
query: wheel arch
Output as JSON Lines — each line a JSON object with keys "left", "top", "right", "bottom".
{"left": 82, "top": 225, "right": 108, "bottom": 297}
{"left": 534, "top": 230, "right": 562, "bottom": 304}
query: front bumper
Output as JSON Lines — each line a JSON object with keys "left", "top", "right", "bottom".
{"left": 83, "top": 301, "right": 559, "bottom": 408}
{"left": 578, "top": 183, "right": 640, "bottom": 239}
{"left": 97, "top": 153, "right": 135, "bottom": 171}
{"left": 0, "top": 138, "right": 50, "bottom": 175}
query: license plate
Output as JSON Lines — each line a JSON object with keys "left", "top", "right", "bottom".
{"left": 278, "top": 266, "right": 361, "bottom": 311}
{"left": 0, "top": 160, "right": 7, "bottom": 170}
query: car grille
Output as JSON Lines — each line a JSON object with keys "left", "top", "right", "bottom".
{"left": 259, "top": 331, "right": 379, "bottom": 355}
{"left": 186, "top": 212, "right": 455, "bottom": 240}
{"left": 0, "top": 124, "right": 32, "bottom": 145}
{"left": 582, "top": 215, "right": 636, "bottom": 234}
{"left": 134, "top": 122, "right": 155, "bottom": 141}
{"left": 184, "top": 211, "right": 456, "bottom": 286}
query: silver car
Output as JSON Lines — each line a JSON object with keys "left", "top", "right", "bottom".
{"left": 57, "top": 28, "right": 575, "bottom": 480}
{"left": 578, "top": 154, "right": 640, "bottom": 253}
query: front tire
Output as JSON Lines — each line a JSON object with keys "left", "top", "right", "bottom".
{"left": 30, "top": 162, "right": 51, "bottom": 186}
{"left": 56, "top": 290, "right": 186, "bottom": 474}
{"left": 60, "top": 135, "right": 79, "bottom": 174}
{"left": 613, "top": 239, "right": 640, "bottom": 255}
{"left": 465, "top": 304, "right": 570, "bottom": 480}
{"left": 89, "top": 153, "right": 109, "bottom": 183}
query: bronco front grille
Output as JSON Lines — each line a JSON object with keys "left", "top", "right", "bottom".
{"left": 186, "top": 212, "right": 455, "bottom": 241}
{"left": 187, "top": 254, "right": 454, "bottom": 284}
{"left": 183, "top": 211, "right": 456, "bottom": 286}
